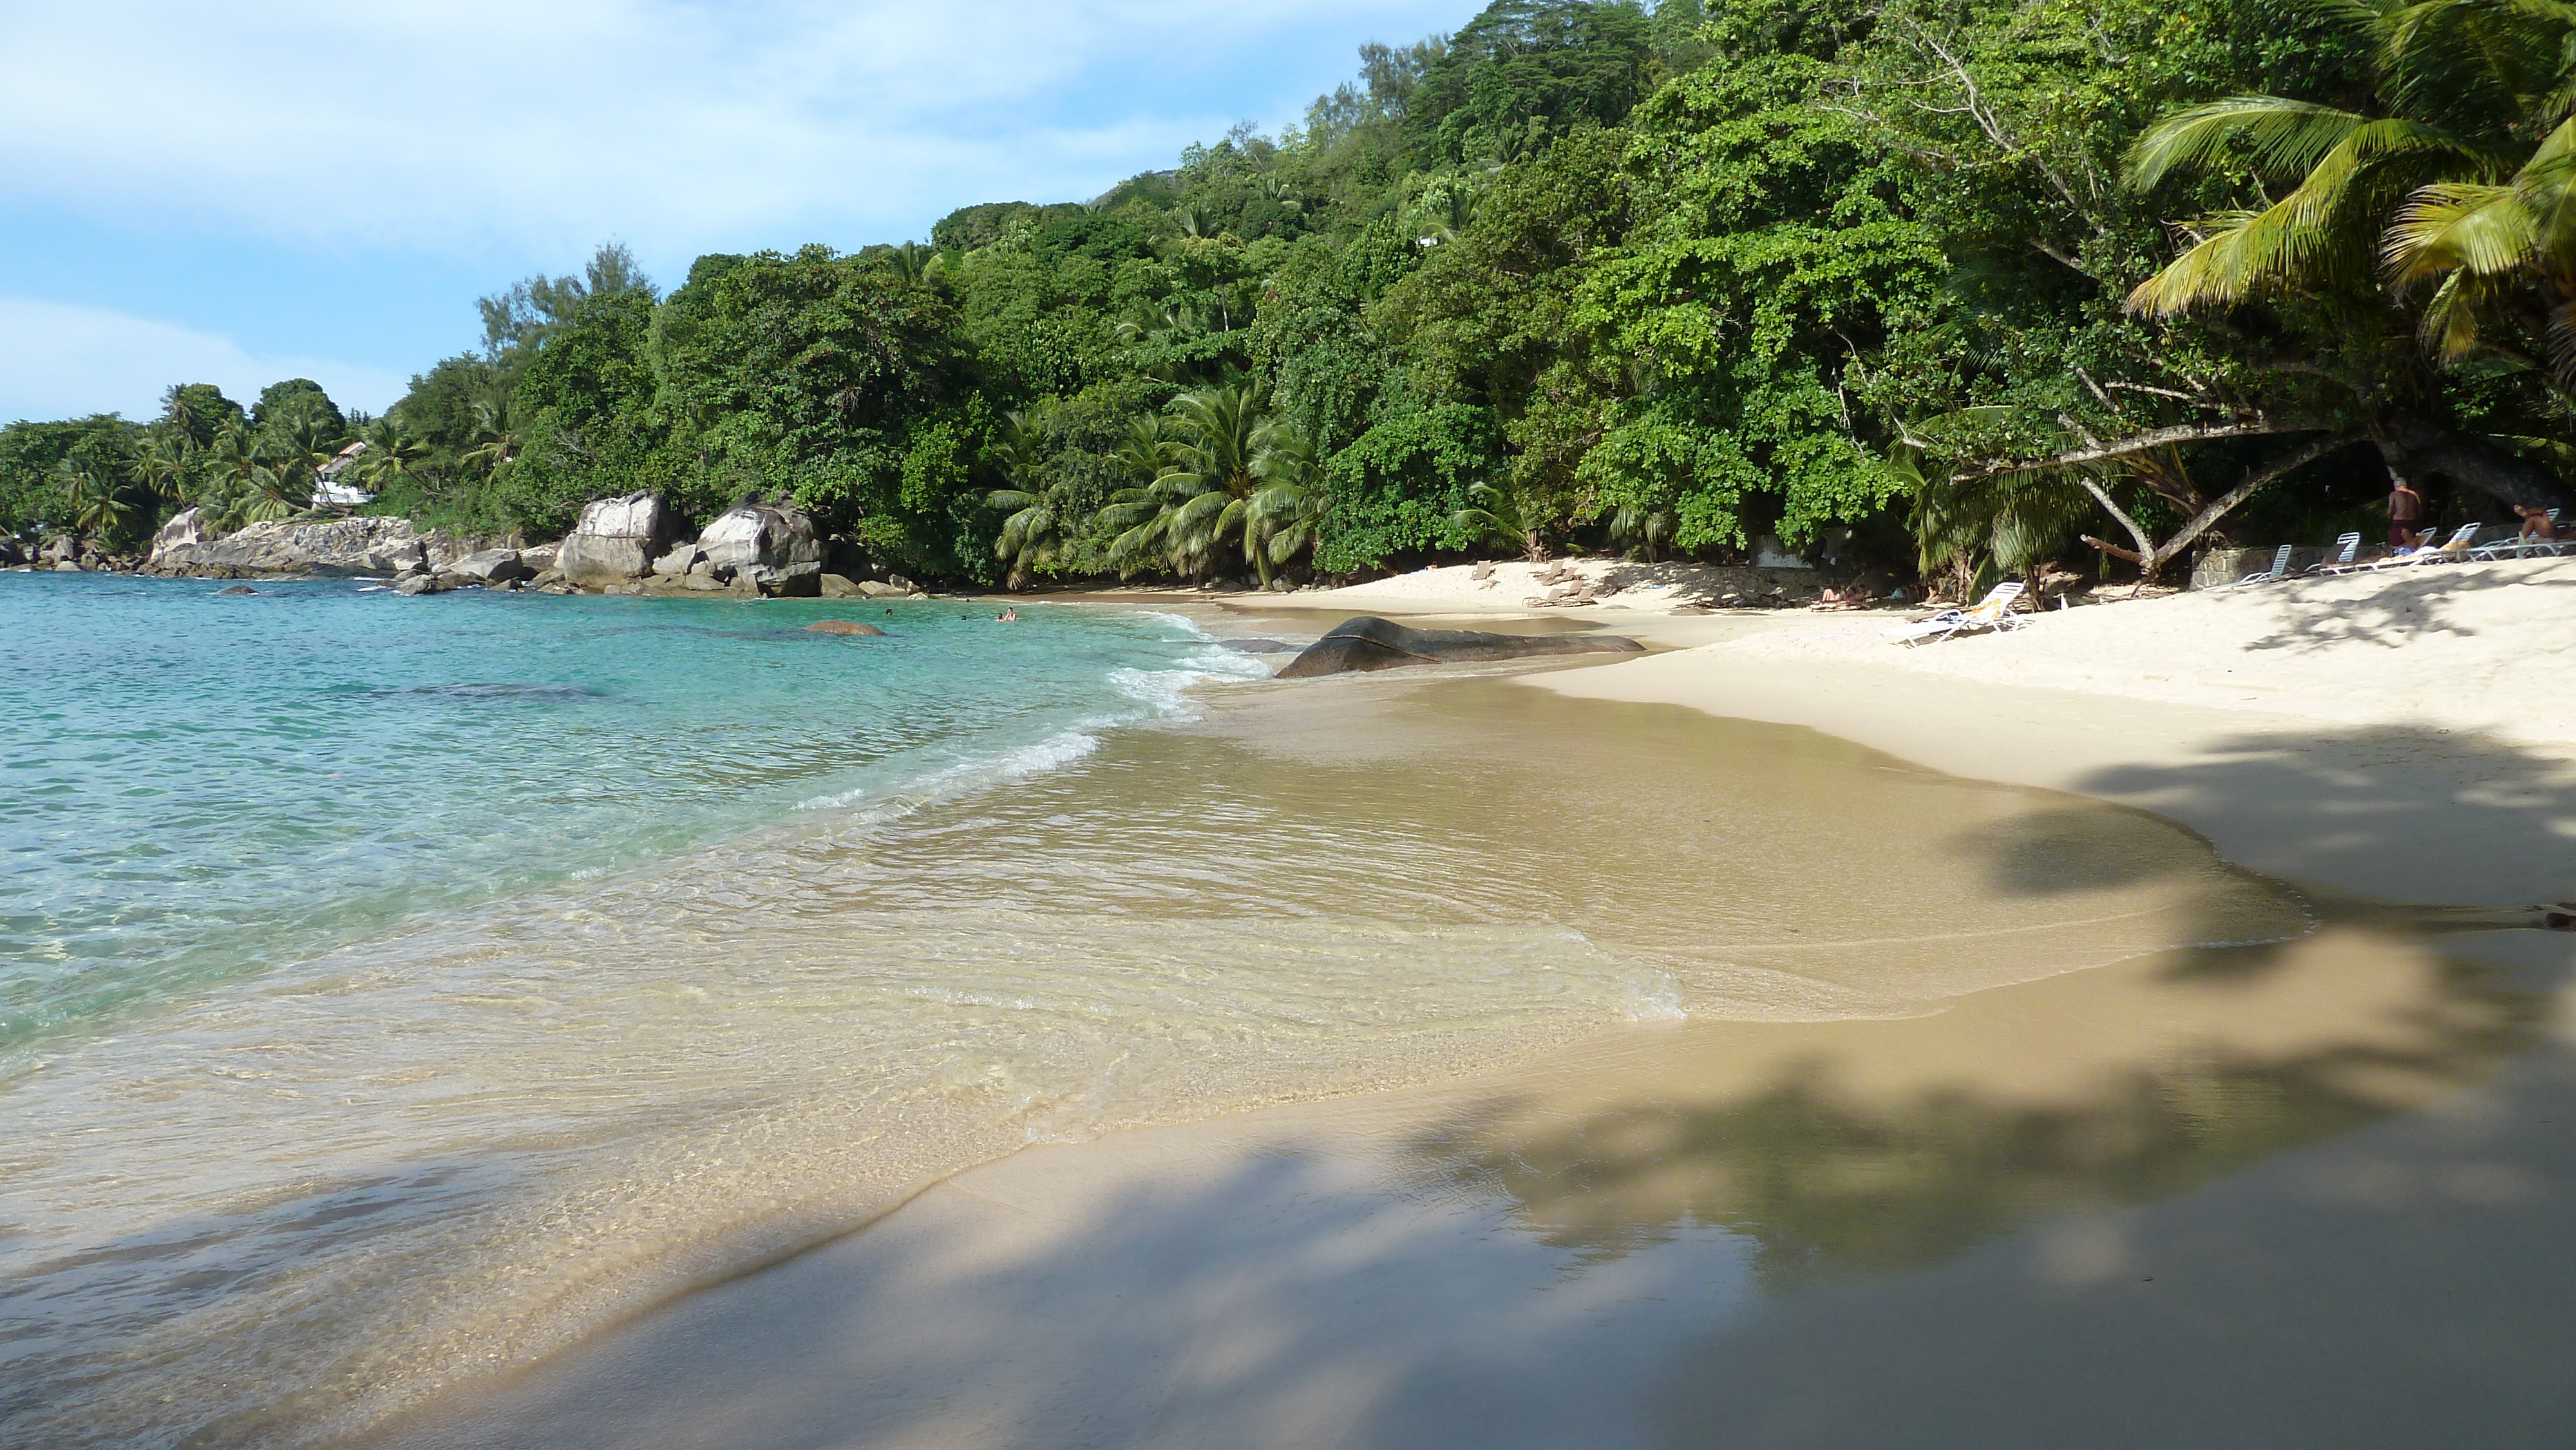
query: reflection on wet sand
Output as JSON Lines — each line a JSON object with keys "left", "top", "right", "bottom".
{"left": 1405, "top": 922, "right": 2546, "bottom": 1290}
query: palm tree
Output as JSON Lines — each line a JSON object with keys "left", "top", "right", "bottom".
{"left": 1607, "top": 503, "right": 1676, "bottom": 561}
{"left": 241, "top": 456, "right": 314, "bottom": 523}
{"left": 2124, "top": 0, "right": 2569, "bottom": 370}
{"left": 1452, "top": 481, "right": 1538, "bottom": 559}
{"left": 133, "top": 431, "right": 192, "bottom": 509}
{"left": 189, "top": 423, "right": 312, "bottom": 525}
{"left": 350, "top": 420, "right": 432, "bottom": 498}
{"left": 985, "top": 406, "right": 1074, "bottom": 588}
{"left": 1236, "top": 416, "right": 1329, "bottom": 582}
{"left": 55, "top": 457, "right": 131, "bottom": 539}
{"left": 191, "top": 424, "right": 262, "bottom": 529}
{"left": 462, "top": 394, "right": 520, "bottom": 474}
{"left": 1099, "top": 382, "right": 1320, "bottom": 585}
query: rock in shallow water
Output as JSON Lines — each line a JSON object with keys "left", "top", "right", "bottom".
{"left": 1217, "top": 638, "right": 1297, "bottom": 654}
{"left": 1274, "top": 616, "right": 1645, "bottom": 678}
{"left": 804, "top": 619, "right": 886, "bottom": 636}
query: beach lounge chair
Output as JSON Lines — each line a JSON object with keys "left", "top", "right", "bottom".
{"left": 2213, "top": 544, "right": 2295, "bottom": 589}
{"left": 2305, "top": 532, "right": 2362, "bottom": 574}
{"left": 2414, "top": 522, "right": 2486, "bottom": 564}
{"left": 1883, "top": 581, "right": 2025, "bottom": 647}
{"left": 2353, "top": 521, "right": 2482, "bottom": 572}
{"left": 2470, "top": 509, "right": 2567, "bottom": 561}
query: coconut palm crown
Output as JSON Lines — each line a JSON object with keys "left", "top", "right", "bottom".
{"left": 1098, "top": 382, "right": 1325, "bottom": 585}
{"left": 2125, "top": 0, "right": 2576, "bottom": 384}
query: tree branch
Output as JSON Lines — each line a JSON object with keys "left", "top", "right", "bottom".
{"left": 2148, "top": 434, "right": 2360, "bottom": 566}
{"left": 1950, "top": 420, "right": 2325, "bottom": 481}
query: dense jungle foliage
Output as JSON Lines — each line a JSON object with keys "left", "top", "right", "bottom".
{"left": 11, "top": 0, "right": 2576, "bottom": 590}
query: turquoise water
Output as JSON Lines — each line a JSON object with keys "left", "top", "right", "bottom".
{"left": 0, "top": 570, "right": 1236, "bottom": 1060}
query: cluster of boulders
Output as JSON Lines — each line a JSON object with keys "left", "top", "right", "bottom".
{"left": 556, "top": 491, "right": 922, "bottom": 599}
{"left": 384, "top": 542, "right": 558, "bottom": 596}
{"left": 9, "top": 491, "right": 930, "bottom": 601}
{"left": 0, "top": 533, "right": 136, "bottom": 572}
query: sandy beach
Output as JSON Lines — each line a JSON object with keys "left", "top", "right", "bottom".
{"left": 361, "top": 556, "right": 2576, "bottom": 1450}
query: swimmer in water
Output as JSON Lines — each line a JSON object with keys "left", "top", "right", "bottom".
{"left": 997, "top": 607, "right": 1019, "bottom": 622}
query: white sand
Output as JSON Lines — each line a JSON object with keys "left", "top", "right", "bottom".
{"left": 1294, "top": 557, "right": 1828, "bottom": 614}
{"left": 1714, "top": 553, "right": 2576, "bottom": 751}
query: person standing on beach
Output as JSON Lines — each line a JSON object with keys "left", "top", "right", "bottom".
{"left": 2387, "top": 476, "right": 2425, "bottom": 549}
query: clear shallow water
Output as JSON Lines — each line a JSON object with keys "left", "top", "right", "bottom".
{"left": 0, "top": 571, "right": 1245, "bottom": 1060}
{"left": 0, "top": 574, "right": 2320, "bottom": 1449}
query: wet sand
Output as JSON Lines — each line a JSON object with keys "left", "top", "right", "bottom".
{"left": 358, "top": 628, "right": 2576, "bottom": 1449}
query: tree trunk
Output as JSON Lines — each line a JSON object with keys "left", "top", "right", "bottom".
{"left": 2380, "top": 417, "right": 2575, "bottom": 512}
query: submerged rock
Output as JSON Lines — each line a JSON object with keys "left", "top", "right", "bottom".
{"left": 217, "top": 584, "right": 257, "bottom": 595}
{"left": 1274, "top": 616, "right": 1646, "bottom": 679}
{"left": 804, "top": 619, "right": 886, "bottom": 636}
{"left": 557, "top": 492, "right": 674, "bottom": 586}
{"left": 1217, "top": 638, "right": 1297, "bottom": 654}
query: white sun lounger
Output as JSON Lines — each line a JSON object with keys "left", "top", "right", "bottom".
{"left": 1884, "top": 581, "right": 2025, "bottom": 647}
{"left": 2304, "top": 532, "right": 2361, "bottom": 574}
{"left": 2412, "top": 522, "right": 2486, "bottom": 564}
{"left": 2213, "top": 543, "right": 2295, "bottom": 589}
{"left": 2354, "top": 521, "right": 2481, "bottom": 571}
{"left": 2470, "top": 509, "right": 2568, "bottom": 561}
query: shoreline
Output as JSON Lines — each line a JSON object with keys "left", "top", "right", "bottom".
{"left": 358, "top": 576, "right": 2576, "bottom": 1449}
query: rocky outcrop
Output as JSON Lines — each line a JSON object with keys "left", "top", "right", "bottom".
{"left": 142, "top": 516, "right": 516, "bottom": 579}
{"left": 696, "top": 503, "right": 824, "bottom": 596}
{"left": 152, "top": 508, "right": 211, "bottom": 556}
{"left": 1274, "top": 616, "right": 1646, "bottom": 679}
{"left": 148, "top": 516, "right": 412, "bottom": 576}
{"left": 442, "top": 549, "right": 535, "bottom": 586}
{"left": 557, "top": 493, "right": 674, "bottom": 586}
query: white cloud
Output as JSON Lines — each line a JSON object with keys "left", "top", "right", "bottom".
{"left": 0, "top": 298, "right": 411, "bottom": 424}
{"left": 0, "top": 1, "right": 1465, "bottom": 256}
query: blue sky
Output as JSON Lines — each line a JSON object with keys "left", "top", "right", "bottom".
{"left": 0, "top": 1, "right": 1477, "bottom": 426}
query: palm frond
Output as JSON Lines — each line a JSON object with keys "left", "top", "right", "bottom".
{"left": 2125, "top": 97, "right": 2370, "bottom": 189}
